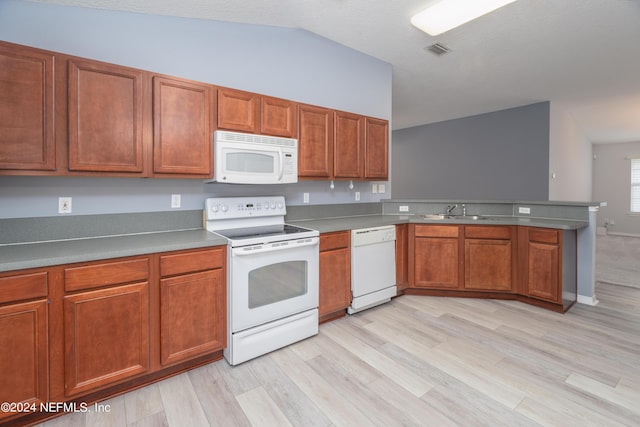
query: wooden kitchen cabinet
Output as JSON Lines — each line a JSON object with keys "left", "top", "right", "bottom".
{"left": 68, "top": 58, "right": 149, "bottom": 174}
{"left": 217, "top": 87, "right": 297, "bottom": 137}
{"left": 464, "top": 225, "right": 515, "bottom": 291}
{"left": 410, "top": 224, "right": 462, "bottom": 289}
{"left": 159, "top": 247, "right": 226, "bottom": 366}
{"left": 518, "top": 227, "right": 563, "bottom": 304}
{"left": 62, "top": 257, "right": 151, "bottom": 397}
{"left": 319, "top": 231, "right": 351, "bottom": 322}
{"left": 152, "top": 75, "right": 214, "bottom": 177}
{"left": 298, "top": 104, "right": 334, "bottom": 179}
{"left": 0, "top": 42, "right": 56, "bottom": 173}
{"left": 395, "top": 224, "right": 409, "bottom": 293}
{"left": 0, "top": 270, "right": 49, "bottom": 422}
{"left": 334, "top": 111, "right": 364, "bottom": 178}
{"left": 364, "top": 117, "right": 389, "bottom": 179}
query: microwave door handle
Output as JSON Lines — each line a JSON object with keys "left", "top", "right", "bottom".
{"left": 277, "top": 148, "right": 285, "bottom": 180}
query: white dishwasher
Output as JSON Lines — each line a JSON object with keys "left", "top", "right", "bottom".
{"left": 348, "top": 225, "right": 397, "bottom": 314}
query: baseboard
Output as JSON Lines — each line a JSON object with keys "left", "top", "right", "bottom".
{"left": 577, "top": 294, "right": 599, "bottom": 306}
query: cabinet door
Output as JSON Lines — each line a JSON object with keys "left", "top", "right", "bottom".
{"left": 153, "top": 76, "right": 213, "bottom": 176}
{"left": 334, "top": 111, "right": 364, "bottom": 178}
{"left": 160, "top": 269, "right": 226, "bottom": 366}
{"left": 527, "top": 242, "right": 560, "bottom": 302}
{"left": 298, "top": 104, "right": 334, "bottom": 178}
{"left": 68, "top": 59, "right": 146, "bottom": 173}
{"left": 464, "top": 239, "right": 512, "bottom": 291}
{"left": 364, "top": 117, "right": 388, "bottom": 179}
{"left": 63, "top": 282, "right": 150, "bottom": 396}
{"left": 413, "top": 237, "right": 460, "bottom": 288}
{"left": 0, "top": 43, "right": 55, "bottom": 171}
{"left": 261, "top": 96, "right": 297, "bottom": 137}
{"left": 0, "top": 299, "right": 48, "bottom": 419}
{"left": 319, "top": 232, "right": 351, "bottom": 318}
{"left": 217, "top": 88, "right": 260, "bottom": 133}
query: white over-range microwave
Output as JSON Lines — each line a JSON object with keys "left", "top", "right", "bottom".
{"left": 207, "top": 130, "right": 298, "bottom": 184}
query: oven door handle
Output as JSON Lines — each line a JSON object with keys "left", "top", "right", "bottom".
{"left": 232, "top": 237, "right": 319, "bottom": 256}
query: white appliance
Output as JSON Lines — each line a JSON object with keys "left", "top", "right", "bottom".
{"left": 205, "top": 196, "right": 319, "bottom": 365}
{"left": 349, "top": 225, "right": 397, "bottom": 314}
{"left": 208, "top": 130, "right": 298, "bottom": 184}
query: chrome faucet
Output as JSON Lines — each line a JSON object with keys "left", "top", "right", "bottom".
{"left": 461, "top": 204, "right": 467, "bottom": 216}
{"left": 445, "top": 204, "right": 457, "bottom": 215}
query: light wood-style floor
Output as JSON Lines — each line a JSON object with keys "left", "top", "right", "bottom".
{"left": 37, "top": 282, "right": 640, "bottom": 427}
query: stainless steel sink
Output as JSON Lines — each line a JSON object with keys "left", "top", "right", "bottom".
{"left": 422, "top": 214, "right": 452, "bottom": 220}
{"left": 422, "top": 214, "right": 487, "bottom": 221}
{"left": 451, "top": 215, "right": 486, "bottom": 220}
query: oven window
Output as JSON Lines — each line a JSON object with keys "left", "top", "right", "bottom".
{"left": 248, "top": 261, "right": 307, "bottom": 308}
{"left": 227, "top": 152, "right": 275, "bottom": 173}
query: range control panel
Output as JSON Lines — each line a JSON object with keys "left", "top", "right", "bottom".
{"left": 205, "top": 196, "right": 286, "bottom": 220}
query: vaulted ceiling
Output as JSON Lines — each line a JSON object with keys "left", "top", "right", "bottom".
{"left": 28, "top": 0, "right": 640, "bottom": 142}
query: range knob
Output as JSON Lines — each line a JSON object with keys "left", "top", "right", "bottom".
{"left": 276, "top": 201, "right": 284, "bottom": 209}
{"left": 211, "top": 205, "right": 219, "bottom": 213}
{"left": 271, "top": 202, "right": 277, "bottom": 209}
{"left": 221, "top": 204, "right": 229, "bottom": 212}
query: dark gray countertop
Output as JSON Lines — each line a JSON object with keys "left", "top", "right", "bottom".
{"left": 291, "top": 214, "right": 589, "bottom": 234}
{"left": 0, "top": 229, "right": 227, "bottom": 273}
{"left": 0, "top": 211, "right": 588, "bottom": 273}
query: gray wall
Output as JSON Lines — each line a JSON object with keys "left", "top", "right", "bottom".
{"left": 593, "top": 141, "right": 640, "bottom": 236}
{"left": 0, "top": 0, "right": 392, "bottom": 219}
{"left": 391, "top": 102, "right": 550, "bottom": 200}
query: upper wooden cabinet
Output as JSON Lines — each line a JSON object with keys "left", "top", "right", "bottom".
{"left": 334, "top": 111, "right": 364, "bottom": 178}
{"left": 217, "top": 87, "right": 297, "bottom": 137}
{"left": 364, "top": 117, "right": 389, "bottom": 179}
{"left": 68, "top": 59, "right": 148, "bottom": 174}
{"left": 0, "top": 42, "right": 56, "bottom": 172}
{"left": 153, "top": 75, "right": 214, "bottom": 177}
{"left": 298, "top": 104, "right": 334, "bottom": 179}
{"left": 261, "top": 96, "right": 297, "bottom": 137}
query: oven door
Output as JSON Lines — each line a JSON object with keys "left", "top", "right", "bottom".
{"left": 229, "top": 237, "right": 319, "bottom": 333}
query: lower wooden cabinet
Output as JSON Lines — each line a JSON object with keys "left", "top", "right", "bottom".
{"left": 159, "top": 247, "right": 226, "bottom": 366}
{"left": 319, "top": 231, "right": 351, "bottom": 321}
{"left": 518, "top": 226, "right": 574, "bottom": 307}
{"left": 464, "top": 225, "right": 515, "bottom": 291}
{"left": 395, "top": 224, "right": 409, "bottom": 293}
{"left": 63, "top": 281, "right": 150, "bottom": 397}
{"left": 0, "top": 270, "right": 49, "bottom": 422}
{"left": 410, "top": 224, "right": 461, "bottom": 289}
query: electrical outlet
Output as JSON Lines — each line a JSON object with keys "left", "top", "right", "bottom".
{"left": 378, "top": 183, "right": 386, "bottom": 193}
{"left": 58, "top": 197, "right": 72, "bottom": 214}
{"left": 171, "top": 194, "right": 181, "bottom": 208}
{"left": 303, "top": 193, "right": 310, "bottom": 204}
{"left": 371, "top": 183, "right": 378, "bottom": 194}
{"left": 355, "top": 191, "right": 361, "bottom": 201}
{"left": 519, "top": 206, "right": 531, "bottom": 214}
{"left": 399, "top": 205, "right": 409, "bottom": 212}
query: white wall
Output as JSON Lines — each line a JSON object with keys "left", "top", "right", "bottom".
{"left": 0, "top": 0, "right": 392, "bottom": 219}
{"left": 592, "top": 141, "right": 640, "bottom": 235}
{"left": 548, "top": 104, "right": 593, "bottom": 201}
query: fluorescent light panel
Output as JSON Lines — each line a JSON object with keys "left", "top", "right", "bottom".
{"left": 411, "top": 0, "right": 518, "bottom": 36}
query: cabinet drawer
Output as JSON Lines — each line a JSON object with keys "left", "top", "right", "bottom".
{"left": 160, "top": 247, "right": 225, "bottom": 277}
{"left": 0, "top": 271, "right": 48, "bottom": 304}
{"left": 65, "top": 258, "right": 149, "bottom": 292}
{"left": 465, "top": 225, "right": 512, "bottom": 240}
{"left": 414, "top": 225, "right": 459, "bottom": 238}
{"left": 528, "top": 228, "right": 559, "bottom": 244}
{"left": 320, "top": 231, "right": 350, "bottom": 252}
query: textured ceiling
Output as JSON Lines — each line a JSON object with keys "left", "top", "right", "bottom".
{"left": 27, "top": 0, "right": 640, "bottom": 142}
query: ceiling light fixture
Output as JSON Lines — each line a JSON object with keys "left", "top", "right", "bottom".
{"left": 411, "top": 0, "right": 518, "bottom": 36}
